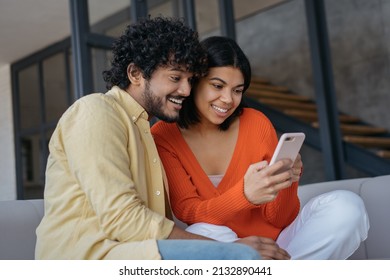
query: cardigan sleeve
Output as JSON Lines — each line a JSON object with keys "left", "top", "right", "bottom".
{"left": 262, "top": 182, "right": 301, "bottom": 228}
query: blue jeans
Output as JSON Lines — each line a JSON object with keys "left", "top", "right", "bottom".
{"left": 157, "top": 239, "right": 261, "bottom": 260}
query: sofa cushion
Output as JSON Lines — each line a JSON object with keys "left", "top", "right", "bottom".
{"left": 0, "top": 199, "right": 44, "bottom": 260}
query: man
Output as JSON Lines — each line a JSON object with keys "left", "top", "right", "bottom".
{"left": 35, "top": 17, "right": 287, "bottom": 260}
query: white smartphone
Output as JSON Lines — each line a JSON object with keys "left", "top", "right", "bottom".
{"left": 270, "top": 132, "right": 305, "bottom": 172}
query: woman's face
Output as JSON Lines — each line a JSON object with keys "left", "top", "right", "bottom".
{"left": 194, "top": 66, "right": 244, "bottom": 126}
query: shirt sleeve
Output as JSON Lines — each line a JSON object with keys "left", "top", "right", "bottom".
{"left": 56, "top": 96, "right": 173, "bottom": 242}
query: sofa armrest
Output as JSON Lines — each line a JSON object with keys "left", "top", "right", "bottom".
{"left": 298, "top": 177, "right": 370, "bottom": 207}
{"left": 360, "top": 176, "right": 390, "bottom": 259}
{"left": 0, "top": 199, "right": 44, "bottom": 260}
{"left": 298, "top": 175, "right": 390, "bottom": 259}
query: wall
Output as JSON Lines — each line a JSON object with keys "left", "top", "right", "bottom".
{"left": 326, "top": 0, "right": 390, "bottom": 130}
{"left": 238, "top": 0, "right": 390, "bottom": 131}
{"left": 0, "top": 64, "right": 17, "bottom": 200}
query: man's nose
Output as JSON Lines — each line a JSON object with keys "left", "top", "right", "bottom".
{"left": 178, "top": 80, "right": 191, "bottom": 96}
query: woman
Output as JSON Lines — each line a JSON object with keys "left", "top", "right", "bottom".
{"left": 151, "top": 36, "right": 369, "bottom": 259}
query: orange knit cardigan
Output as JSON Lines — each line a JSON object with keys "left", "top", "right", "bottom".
{"left": 151, "top": 108, "right": 300, "bottom": 240}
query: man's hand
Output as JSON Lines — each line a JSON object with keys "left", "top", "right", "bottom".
{"left": 236, "top": 236, "right": 291, "bottom": 260}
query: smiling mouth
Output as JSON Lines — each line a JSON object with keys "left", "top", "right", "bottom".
{"left": 212, "top": 104, "right": 229, "bottom": 113}
{"left": 168, "top": 97, "right": 184, "bottom": 105}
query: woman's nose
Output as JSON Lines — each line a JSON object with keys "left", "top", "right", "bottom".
{"left": 220, "top": 90, "right": 233, "bottom": 104}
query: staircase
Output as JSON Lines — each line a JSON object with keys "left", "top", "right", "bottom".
{"left": 245, "top": 76, "right": 390, "bottom": 176}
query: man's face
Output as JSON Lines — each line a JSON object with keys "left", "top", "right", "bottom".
{"left": 142, "top": 65, "right": 193, "bottom": 122}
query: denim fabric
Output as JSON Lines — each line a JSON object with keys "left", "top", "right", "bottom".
{"left": 157, "top": 239, "right": 261, "bottom": 260}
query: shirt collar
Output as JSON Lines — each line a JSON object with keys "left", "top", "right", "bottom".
{"left": 106, "top": 86, "right": 149, "bottom": 122}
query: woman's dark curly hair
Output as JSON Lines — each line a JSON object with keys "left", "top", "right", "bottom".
{"left": 103, "top": 16, "right": 207, "bottom": 89}
{"left": 178, "top": 36, "right": 251, "bottom": 131}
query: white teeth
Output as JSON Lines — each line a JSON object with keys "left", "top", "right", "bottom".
{"left": 168, "top": 97, "right": 183, "bottom": 104}
{"left": 212, "top": 105, "right": 228, "bottom": 113}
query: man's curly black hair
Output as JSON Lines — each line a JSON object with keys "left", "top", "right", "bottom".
{"left": 103, "top": 16, "right": 207, "bottom": 90}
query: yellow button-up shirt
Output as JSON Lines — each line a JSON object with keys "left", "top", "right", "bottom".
{"left": 35, "top": 86, "right": 174, "bottom": 259}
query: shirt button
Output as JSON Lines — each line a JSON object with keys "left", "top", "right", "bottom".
{"left": 132, "top": 116, "right": 136, "bottom": 121}
{"left": 153, "top": 158, "right": 157, "bottom": 163}
{"left": 144, "top": 130, "right": 148, "bottom": 134}
{"left": 155, "top": 191, "right": 161, "bottom": 196}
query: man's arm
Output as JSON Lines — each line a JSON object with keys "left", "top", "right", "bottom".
{"left": 167, "top": 226, "right": 212, "bottom": 240}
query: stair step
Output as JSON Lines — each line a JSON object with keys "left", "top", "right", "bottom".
{"left": 343, "top": 136, "right": 390, "bottom": 148}
{"left": 312, "top": 123, "right": 388, "bottom": 135}
{"left": 283, "top": 109, "right": 360, "bottom": 123}
{"left": 249, "top": 83, "right": 290, "bottom": 92}
{"left": 376, "top": 150, "right": 390, "bottom": 158}
{"left": 281, "top": 109, "right": 318, "bottom": 121}
{"left": 256, "top": 97, "right": 317, "bottom": 111}
{"left": 247, "top": 88, "right": 311, "bottom": 102}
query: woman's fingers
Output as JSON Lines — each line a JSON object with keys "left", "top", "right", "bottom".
{"left": 237, "top": 236, "right": 291, "bottom": 260}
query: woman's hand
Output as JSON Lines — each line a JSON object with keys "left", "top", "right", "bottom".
{"left": 236, "top": 236, "right": 290, "bottom": 260}
{"left": 243, "top": 159, "right": 293, "bottom": 205}
{"left": 291, "top": 153, "right": 303, "bottom": 183}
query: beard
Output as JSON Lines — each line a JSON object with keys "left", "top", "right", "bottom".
{"left": 143, "top": 81, "right": 180, "bottom": 123}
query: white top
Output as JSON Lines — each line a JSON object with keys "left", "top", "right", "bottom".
{"left": 208, "top": 174, "right": 224, "bottom": 187}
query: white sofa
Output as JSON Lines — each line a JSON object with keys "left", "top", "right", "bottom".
{"left": 1, "top": 175, "right": 389, "bottom": 260}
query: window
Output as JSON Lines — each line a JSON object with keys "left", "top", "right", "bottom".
{"left": 12, "top": 41, "right": 73, "bottom": 199}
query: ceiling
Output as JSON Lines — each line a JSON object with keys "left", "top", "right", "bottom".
{"left": 0, "top": 0, "right": 130, "bottom": 65}
{"left": 0, "top": 0, "right": 286, "bottom": 65}
{"left": 0, "top": 0, "right": 70, "bottom": 65}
